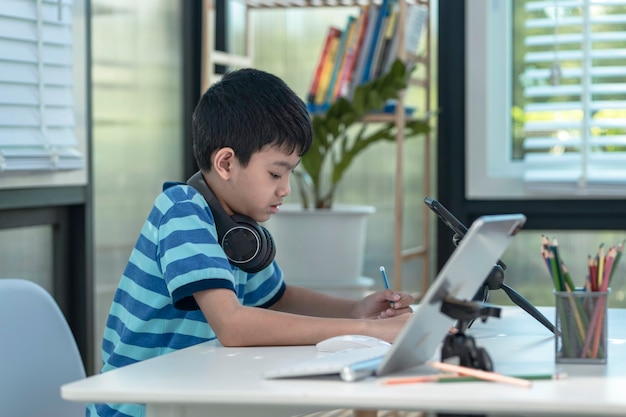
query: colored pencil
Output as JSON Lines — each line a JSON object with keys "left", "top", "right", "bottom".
{"left": 597, "top": 243, "right": 605, "bottom": 290}
{"left": 427, "top": 361, "right": 532, "bottom": 388}
{"left": 608, "top": 240, "right": 624, "bottom": 284}
{"left": 382, "top": 372, "right": 564, "bottom": 385}
{"left": 381, "top": 373, "right": 458, "bottom": 385}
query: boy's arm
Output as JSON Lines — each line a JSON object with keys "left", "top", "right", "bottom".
{"left": 270, "top": 285, "right": 361, "bottom": 318}
{"left": 271, "top": 284, "right": 414, "bottom": 319}
{"left": 193, "top": 287, "right": 410, "bottom": 347}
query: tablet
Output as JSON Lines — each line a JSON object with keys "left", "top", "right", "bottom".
{"left": 375, "top": 213, "right": 526, "bottom": 376}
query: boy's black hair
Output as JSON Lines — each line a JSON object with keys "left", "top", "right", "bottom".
{"left": 192, "top": 68, "right": 313, "bottom": 170}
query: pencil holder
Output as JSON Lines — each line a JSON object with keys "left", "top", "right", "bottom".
{"left": 554, "top": 289, "right": 608, "bottom": 364}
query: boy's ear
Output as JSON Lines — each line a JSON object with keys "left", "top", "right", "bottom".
{"left": 213, "top": 147, "right": 235, "bottom": 179}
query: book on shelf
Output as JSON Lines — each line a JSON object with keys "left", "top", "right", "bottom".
{"left": 333, "top": 9, "right": 365, "bottom": 102}
{"left": 312, "top": 26, "right": 342, "bottom": 106}
{"left": 324, "top": 15, "right": 356, "bottom": 107}
{"left": 359, "top": 0, "right": 390, "bottom": 85}
{"left": 372, "top": 0, "right": 399, "bottom": 79}
{"left": 307, "top": 1, "right": 427, "bottom": 113}
{"left": 368, "top": 0, "right": 398, "bottom": 81}
{"left": 336, "top": 5, "right": 369, "bottom": 99}
{"left": 347, "top": 4, "right": 378, "bottom": 100}
{"left": 381, "top": 99, "right": 416, "bottom": 116}
{"left": 307, "top": 26, "right": 339, "bottom": 105}
{"left": 403, "top": 3, "right": 429, "bottom": 63}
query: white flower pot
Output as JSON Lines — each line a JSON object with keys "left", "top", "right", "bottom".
{"left": 264, "top": 204, "right": 376, "bottom": 298}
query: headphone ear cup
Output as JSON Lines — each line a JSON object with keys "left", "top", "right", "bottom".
{"left": 186, "top": 172, "right": 275, "bottom": 272}
{"left": 257, "top": 225, "right": 276, "bottom": 270}
{"left": 226, "top": 215, "right": 275, "bottom": 273}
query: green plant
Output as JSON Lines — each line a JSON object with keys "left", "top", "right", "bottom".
{"left": 295, "top": 59, "right": 431, "bottom": 209}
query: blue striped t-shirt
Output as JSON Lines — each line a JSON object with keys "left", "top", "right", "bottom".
{"left": 87, "top": 182, "right": 285, "bottom": 417}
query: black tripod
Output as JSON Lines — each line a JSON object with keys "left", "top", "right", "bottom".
{"left": 437, "top": 295, "right": 501, "bottom": 417}
{"left": 453, "top": 233, "right": 556, "bottom": 335}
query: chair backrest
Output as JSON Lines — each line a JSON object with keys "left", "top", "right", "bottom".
{"left": 0, "top": 279, "right": 86, "bottom": 417}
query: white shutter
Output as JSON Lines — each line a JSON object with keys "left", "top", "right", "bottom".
{"left": 0, "top": 0, "right": 83, "bottom": 172}
{"left": 521, "top": 0, "right": 626, "bottom": 195}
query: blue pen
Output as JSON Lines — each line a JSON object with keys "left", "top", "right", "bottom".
{"left": 380, "top": 266, "right": 391, "bottom": 289}
{"left": 380, "top": 266, "right": 393, "bottom": 306}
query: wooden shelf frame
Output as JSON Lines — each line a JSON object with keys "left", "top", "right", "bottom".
{"left": 391, "top": 0, "right": 432, "bottom": 296}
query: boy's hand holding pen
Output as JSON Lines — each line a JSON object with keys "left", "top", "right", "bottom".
{"left": 355, "top": 266, "right": 415, "bottom": 319}
{"left": 375, "top": 266, "right": 414, "bottom": 318}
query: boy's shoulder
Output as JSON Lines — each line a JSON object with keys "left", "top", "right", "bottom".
{"left": 152, "top": 181, "right": 209, "bottom": 213}
{"left": 162, "top": 181, "right": 201, "bottom": 200}
{"left": 162, "top": 180, "right": 188, "bottom": 193}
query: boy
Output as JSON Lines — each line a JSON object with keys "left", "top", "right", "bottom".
{"left": 88, "top": 68, "right": 414, "bottom": 417}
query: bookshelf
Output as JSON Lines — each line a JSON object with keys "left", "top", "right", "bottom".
{"left": 201, "top": 0, "right": 432, "bottom": 296}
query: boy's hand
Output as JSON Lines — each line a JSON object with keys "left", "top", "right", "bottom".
{"left": 355, "top": 290, "right": 415, "bottom": 319}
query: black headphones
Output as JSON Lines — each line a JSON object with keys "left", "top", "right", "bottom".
{"left": 187, "top": 171, "right": 275, "bottom": 273}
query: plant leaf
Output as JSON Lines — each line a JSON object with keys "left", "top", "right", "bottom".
{"left": 299, "top": 60, "right": 433, "bottom": 209}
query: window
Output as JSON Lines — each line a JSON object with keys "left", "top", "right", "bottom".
{"left": 466, "top": 0, "right": 626, "bottom": 199}
{"left": 0, "top": 0, "right": 85, "bottom": 181}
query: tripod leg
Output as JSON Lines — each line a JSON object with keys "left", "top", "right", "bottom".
{"left": 501, "top": 284, "right": 556, "bottom": 334}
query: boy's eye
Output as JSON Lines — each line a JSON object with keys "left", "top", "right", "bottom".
{"left": 270, "top": 172, "right": 281, "bottom": 179}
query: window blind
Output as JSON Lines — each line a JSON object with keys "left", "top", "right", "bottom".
{"left": 520, "top": 0, "right": 626, "bottom": 195}
{"left": 0, "top": 0, "right": 83, "bottom": 172}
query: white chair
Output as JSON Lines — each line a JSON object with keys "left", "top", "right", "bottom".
{"left": 0, "top": 278, "right": 86, "bottom": 417}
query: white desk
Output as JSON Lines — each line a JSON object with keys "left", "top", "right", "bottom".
{"left": 62, "top": 307, "right": 626, "bottom": 416}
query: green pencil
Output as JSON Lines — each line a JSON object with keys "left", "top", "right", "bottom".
{"left": 437, "top": 373, "right": 565, "bottom": 383}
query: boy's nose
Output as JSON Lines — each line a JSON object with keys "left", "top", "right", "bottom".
{"left": 278, "top": 177, "right": 290, "bottom": 197}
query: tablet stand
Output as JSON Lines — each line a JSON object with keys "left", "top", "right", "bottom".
{"left": 452, "top": 233, "right": 557, "bottom": 335}
{"left": 440, "top": 296, "right": 500, "bottom": 372}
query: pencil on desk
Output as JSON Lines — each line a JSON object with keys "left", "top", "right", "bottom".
{"left": 427, "top": 361, "right": 532, "bottom": 388}
{"left": 382, "top": 372, "right": 566, "bottom": 386}
{"left": 436, "top": 373, "right": 562, "bottom": 383}
{"left": 381, "top": 373, "right": 459, "bottom": 385}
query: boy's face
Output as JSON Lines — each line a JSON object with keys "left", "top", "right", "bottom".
{"left": 226, "top": 146, "right": 300, "bottom": 223}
